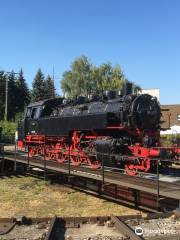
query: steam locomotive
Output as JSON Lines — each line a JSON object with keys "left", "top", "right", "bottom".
{"left": 18, "top": 84, "right": 179, "bottom": 175}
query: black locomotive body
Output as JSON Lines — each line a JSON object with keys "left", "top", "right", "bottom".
{"left": 19, "top": 93, "right": 160, "bottom": 138}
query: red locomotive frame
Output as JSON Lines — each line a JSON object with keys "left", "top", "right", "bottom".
{"left": 18, "top": 125, "right": 180, "bottom": 176}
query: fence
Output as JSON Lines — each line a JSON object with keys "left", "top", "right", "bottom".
{"left": 0, "top": 134, "right": 15, "bottom": 144}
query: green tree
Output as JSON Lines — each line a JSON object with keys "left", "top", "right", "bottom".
{"left": 0, "top": 71, "right": 6, "bottom": 120}
{"left": 7, "top": 71, "right": 17, "bottom": 121}
{"left": 60, "top": 56, "right": 126, "bottom": 98}
{"left": 92, "top": 63, "right": 125, "bottom": 93}
{"left": 16, "top": 69, "right": 30, "bottom": 113}
{"left": 31, "top": 68, "right": 46, "bottom": 102}
{"left": 44, "top": 75, "right": 56, "bottom": 98}
{"left": 61, "top": 56, "right": 93, "bottom": 98}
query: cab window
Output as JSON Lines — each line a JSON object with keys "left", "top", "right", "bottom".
{"left": 26, "top": 108, "right": 32, "bottom": 118}
{"left": 31, "top": 107, "right": 42, "bottom": 119}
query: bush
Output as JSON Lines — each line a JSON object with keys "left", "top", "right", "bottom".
{"left": 160, "top": 134, "right": 180, "bottom": 147}
{"left": 0, "top": 121, "right": 17, "bottom": 143}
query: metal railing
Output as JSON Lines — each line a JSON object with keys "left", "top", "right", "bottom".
{"left": 11, "top": 142, "right": 180, "bottom": 211}
{"left": 0, "top": 134, "right": 15, "bottom": 144}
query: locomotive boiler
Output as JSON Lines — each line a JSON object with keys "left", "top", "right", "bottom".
{"left": 18, "top": 85, "right": 179, "bottom": 175}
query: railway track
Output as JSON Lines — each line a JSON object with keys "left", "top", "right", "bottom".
{"left": 45, "top": 215, "right": 143, "bottom": 240}
{"left": 0, "top": 212, "right": 179, "bottom": 240}
{"left": 2, "top": 149, "right": 180, "bottom": 212}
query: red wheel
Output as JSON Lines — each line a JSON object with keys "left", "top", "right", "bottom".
{"left": 125, "top": 158, "right": 151, "bottom": 175}
{"left": 88, "top": 157, "right": 101, "bottom": 170}
{"left": 125, "top": 164, "right": 138, "bottom": 176}
{"left": 143, "top": 158, "right": 151, "bottom": 172}
{"left": 90, "top": 161, "right": 101, "bottom": 170}
{"left": 56, "top": 153, "right": 65, "bottom": 164}
{"left": 45, "top": 151, "right": 52, "bottom": 160}
{"left": 29, "top": 147, "right": 35, "bottom": 158}
{"left": 70, "top": 155, "right": 82, "bottom": 166}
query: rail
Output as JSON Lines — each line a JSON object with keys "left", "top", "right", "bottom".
{"left": 45, "top": 216, "right": 143, "bottom": 240}
{"left": 0, "top": 213, "right": 179, "bottom": 239}
{"left": 45, "top": 216, "right": 59, "bottom": 240}
{"left": 111, "top": 216, "right": 143, "bottom": 240}
{"left": 44, "top": 213, "right": 180, "bottom": 240}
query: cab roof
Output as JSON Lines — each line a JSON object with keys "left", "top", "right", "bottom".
{"left": 28, "top": 97, "right": 63, "bottom": 108}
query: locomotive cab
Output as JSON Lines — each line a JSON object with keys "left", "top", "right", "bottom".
{"left": 18, "top": 98, "right": 63, "bottom": 145}
{"left": 25, "top": 105, "right": 42, "bottom": 134}
{"left": 18, "top": 102, "right": 44, "bottom": 146}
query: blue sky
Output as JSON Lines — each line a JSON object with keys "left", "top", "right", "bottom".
{"left": 0, "top": 0, "right": 179, "bottom": 104}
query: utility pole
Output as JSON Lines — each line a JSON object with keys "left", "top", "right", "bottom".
{"left": 4, "top": 71, "right": 19, "bottom": 121}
